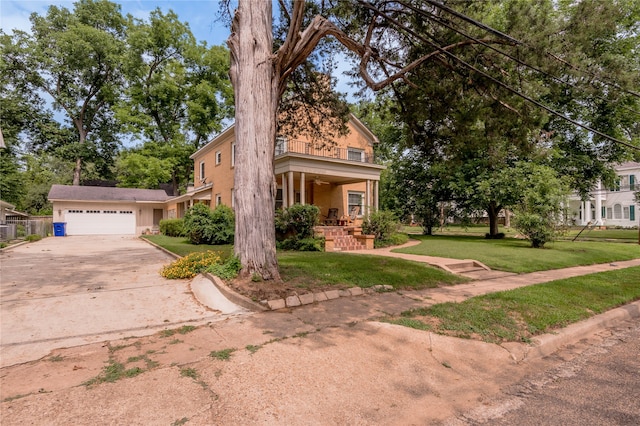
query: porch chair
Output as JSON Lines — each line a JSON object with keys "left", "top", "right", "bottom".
{"left": 341, "top": 206, "right": 360, "bottom": 225}
{"left": 324, "top": 208, "right": 339, "bottom": 226}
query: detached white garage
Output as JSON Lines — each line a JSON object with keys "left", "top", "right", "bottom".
{"left": 48, "top": 185, "right": 170, "bottom": 236}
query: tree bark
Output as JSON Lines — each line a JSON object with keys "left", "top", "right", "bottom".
{"left": 228, "top": 1, "right": 280, "bottom": 280}
{"left": 487, "top": 202, "right": 502, "bottom": 237}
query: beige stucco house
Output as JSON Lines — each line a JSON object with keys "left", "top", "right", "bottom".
{"left": 167, "top": 114, "right": 384, "bottom": 226}
{"left": 48, "top": 114, "right": 384, "bottom": 239}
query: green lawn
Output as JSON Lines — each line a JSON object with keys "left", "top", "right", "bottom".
{"left": 143, "top": 235, "right": 465, "bottom": 290}
{"left": 386, "top": 266, "right": 640, "bottom": 343}
{"left": 142, "top": 235, "right": 234, "bottom": 258}
{"left": 278, "top": 252, "right": 466, "bottom": 290}
{"left": 395, "top": 235, "right": 640, "bottom": 273}
{"left": 559, "top": 227, "right": 639, "bottom": 243}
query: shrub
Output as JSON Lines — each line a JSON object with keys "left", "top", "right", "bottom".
{"left": 277, "top": 236, "right": 324, "bottom": 251}
{"left": 159, "top": 219, "right": 185, "bottom": 237}
{"left": 161, "top": 251, "right": 222, "bottom": 279}
{"left": 183, "top": 203, "right": 235, "bottom": 245}
{"left": 275, "top": 204, "right": 320, "bottom": 239}
{"left": 25, "top": 234, "right": 42, "bottom": 242}
{"left": 362, "top": 210, "right": 400, "bottom": 242}
{"left": 208, "top": 204, "right": 235, "bottom": 245}
{"left": 207, "top": 256, "right": 242, "bottom": 280}
{"left": 275, "top": 204, "right": 321, "bottom": 251}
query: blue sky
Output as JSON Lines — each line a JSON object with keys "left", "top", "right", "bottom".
{"left": 0, "top": 1, "right": 357, "bottom": 102}
{"left": 1, "top": 1, "right": 230, "bottom": 46}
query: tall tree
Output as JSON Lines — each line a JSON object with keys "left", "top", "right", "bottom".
{"left": 2, "top": 0, "right": 127, "bottom": 185}
{"left": 226, "top": 0, "right": 519, "bottom": 278}
{"left": 116, "top": 9, "right": 233, "bottom": 193}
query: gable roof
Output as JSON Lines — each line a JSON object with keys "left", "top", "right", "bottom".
{"left": 48, "top": 185, "right": 170, "bottom": 203}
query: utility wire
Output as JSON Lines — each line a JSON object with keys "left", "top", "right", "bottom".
{"left": 359, "top": 2, "right": 640, "bottom": 151}
{"left": 422, "top": 0, "right": 640, "bottom": 99}
{"left": 405, "top": 4, "right": 640, "bottom": 118}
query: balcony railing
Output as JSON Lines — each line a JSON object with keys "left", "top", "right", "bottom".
{"left": 275, "top": 139, "right": 376, "bottom": 164}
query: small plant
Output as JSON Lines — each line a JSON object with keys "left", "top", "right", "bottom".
{"left": 159, "top": 325, "right": 197, "bottom": 337}
{"left": 251, "top": 273, "right": 262, "bottom": 282}
{"left": 161, "top": 251, "right": 223, "bottom": 279}
{"left": 210, "top": 348, "right": 236, "bottom": 360}
{"left": 362, "top": 210, "right": 402, "bottom": 247}
{"left": 48, "top": 355, "right": 64, "bottom": 362}
{"left": 0, "top": 242, "right": 7, "bottom": 249}
{"left": 180, "top": 367, "right": 199, "bottom": 379}
{"left": 172, "top": 418, "right": 189, "bottom": 426}
{"left": 207, "top": 255, "right": 241, "bottom": 280}
{"left": 25, "top": 234, "right": 42, "bottom": 242}
{"left": 246, "top": 344, "right": 262, "bottom": 354}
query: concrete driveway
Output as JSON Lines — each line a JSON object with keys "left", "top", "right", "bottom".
{"left": 0, "top": 235, "right": 247, "bottom": 367}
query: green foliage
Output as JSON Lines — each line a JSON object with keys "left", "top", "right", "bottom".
{"left": 115, "top": 152, "right": 172, "bottom": 189}
{"left": 25, "top": 234, "right": 42, "bottom": 242}
{"left": 209, "top": 348, "right": 236, "bottom": 361}
{"left": 511, "top": 163, "right": 570, "bottom": 248}
{"left": 275, "top": 204, "right": 321, "bottom": 251}
{"left": 159, "top": 219, "right": 185, "bottom": 237}
{"left": 362, "top": 210, "right": 400, "bottom": 243}
{"left": 207, "top": 256, "right": 242, "bottom": 280}
{"left": 161, "top": 251, "right": 222, "bottom": 279}
{"left": 183, "top": 203, "right": 235, "bottom": 245}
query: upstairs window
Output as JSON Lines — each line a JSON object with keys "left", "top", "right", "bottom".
{"left": 347, "top": 148, "right": 364, "bottom": 162}
{"left": 275, "top": 137, "right": 287, "bottom": 156}
{"left": 215, "top": 150, "right": 222, "bottom": 165}
{"left": 199, "top": 161, "right": 205, "bottom": 181}
{"left": 231, "top": 142, "right": 236, "bottom": 167}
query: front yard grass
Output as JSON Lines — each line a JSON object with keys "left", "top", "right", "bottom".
{"left": 384, "top": 266, "right": 640, "bottom": 344}
{"left": 395, "top": 235, "right": 640, "bottom": 273}
{"left": 143, "top": 235, "right": 466, "bottom": 292}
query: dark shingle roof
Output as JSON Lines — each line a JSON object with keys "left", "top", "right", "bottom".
{"left": 48, "top": 185, "right": 170, "bottom": 202}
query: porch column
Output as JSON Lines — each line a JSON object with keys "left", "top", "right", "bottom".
{"left": 365, "top": 180, "right": 372, "bottom": 217}
{"left": 282, "top": 173, "right": 288, "bottom": 208}
{"left": 288, "top": 171, "right": 294, "bottom": 207}
{"left": 373, "top": 180, "right": 379, "bottom": 211}
{"left": 594, "top": 181, "right": 602, "bottom": 226}
{"left": 300, "top": 172, "right": 305, "bottom": 205}
{"left": 585, "top": 200, "right": 592, "bottom": 224}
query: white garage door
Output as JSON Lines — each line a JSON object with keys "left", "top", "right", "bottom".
{"left": 65, "top": 209, "right": 136, "bottom": 235}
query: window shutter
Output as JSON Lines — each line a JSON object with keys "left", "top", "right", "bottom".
{"left": 601, "top": 206, "right": 606, "bottom": 218}
{"left": 631, "top": 205, "right": 636, "bottom": 222}
{"left": 630, "top": 175, "right": 636, "bottom": 190}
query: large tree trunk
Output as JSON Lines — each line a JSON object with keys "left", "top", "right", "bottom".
{"left": 72, "top": 157, "right": 82, "bottom": 186}
{"left": 487, "top": 202, "right": 502, "bottom": 237}
{"left": 228, "top": 1, "right": 280, "bottom": 280}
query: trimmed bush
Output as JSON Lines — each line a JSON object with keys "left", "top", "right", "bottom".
{"left": 25, "top": 234, "right": 42, "bottom": 242}
{"left": 207, "top": 256, "right": 242, "bottom": 280}
{"left": 159, "top": 219, "right": 185, "bottom": 237}
{"left": 362, "top": 210, "right": 400, "bottom": 242}
{"left": 275, "top": 204, "right": 321, "bottom": 251}
{"left": 161, "top": 251, "right": 222, "bottom": 279}
{"left": 183, "top": 203, "right": 235, "bottom": 245}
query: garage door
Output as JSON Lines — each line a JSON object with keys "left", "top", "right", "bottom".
{"left": 65, "top": 209, "right": 136, "bottom": 235}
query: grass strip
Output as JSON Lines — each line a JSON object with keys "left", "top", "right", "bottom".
{"left": 142, "top": 235, "right": 233, "bottom": 258}
{"left": 277, "top": 251, "right": 466, "bottom": 290}
{"left": 386, "top": 266, "right": 640, "bottom": 344}
{"left": 395, "top": 235, "right": 640, "bottom": 273}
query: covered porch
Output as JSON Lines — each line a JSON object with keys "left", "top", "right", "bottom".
{"left": 274, "top": 151, "right": 385, "bottom": 226}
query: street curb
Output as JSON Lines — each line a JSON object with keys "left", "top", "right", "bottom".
{"left": 519, "top": 300, "right": 640, "bottom": 361}
{"left": 202, "top": 272, "right": 267, "bottom": 312}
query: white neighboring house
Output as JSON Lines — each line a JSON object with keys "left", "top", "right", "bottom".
{"left": 569, "top": 162, "right": 639, "bottom": 228}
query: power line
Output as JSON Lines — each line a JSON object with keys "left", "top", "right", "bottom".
{"left": 359, "top": 1, "right": 640, "bottom": 151}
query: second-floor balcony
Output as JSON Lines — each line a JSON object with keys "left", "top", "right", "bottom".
{"left": 275, "top": 139, "right": 377, "bottom": 164}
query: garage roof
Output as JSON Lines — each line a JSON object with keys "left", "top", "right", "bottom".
{"left": 48, "top": 184, "right": 170, "bottom": 202}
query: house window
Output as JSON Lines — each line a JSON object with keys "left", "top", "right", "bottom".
{"left": 275, "top": 188, "right": 283, "bottom": 210}
{"left": 215, "top": 151, "right": 222, "bottom": 165}
{"left": 624, "top": 206, "right": 630, "bottom": 219}
{"left": 347, "top": 148, "right": 364, "bottom": 162}
{"left": 231, "top": 188, "right": 235, "bottom": 208}
{"left": 613, "top": 204, "right": 622, "bottom": 219}
{"left": 215, "top": 193, "right": 222, "bottom": 206}
{"left": 348, "top": 191, "right": 364, "bottom": 216}
{"left": 231, "top": 142, "right": 236, "bottom": 167}
{"left": 606, "top": 207, "right": 613, "bottom": 219}
{"left": 611, "top": 177, "right": 621, "bottom": 192}
{"left": 275, "top": 137, "right": 287, "bottom": 156}
{"left": 199, "top": 161, "right": 205, "bottom": 181}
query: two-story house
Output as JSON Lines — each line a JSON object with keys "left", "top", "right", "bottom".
{"left": 166, "top": 113, "right": 385, "bottom": 226}
{"left": 570, "top": 162, "right": 639, "bottom": 228}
